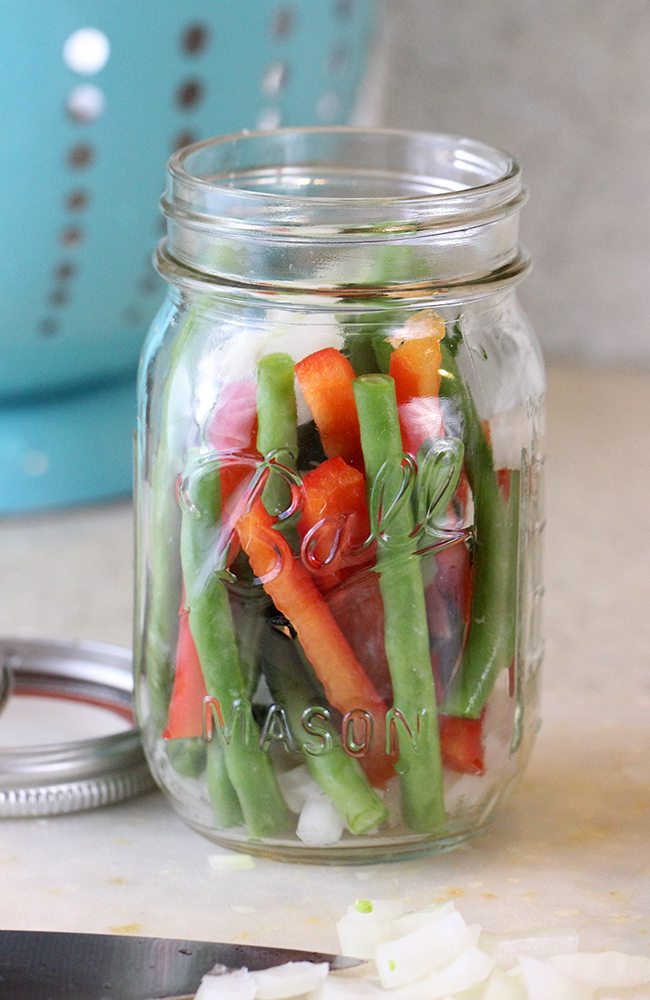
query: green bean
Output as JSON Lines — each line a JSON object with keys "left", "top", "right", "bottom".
{"left": 339, "top": 243, "right": 428, "bottom": 375}
{"left": 345, "top": 319, "right": 394, "bottom": 376}
{"left": 256, "top": 353, "right": 298, "bottom": 518}
{"left": 372, "top": 335, "right": 394, "bottom": 375}
{"left": 206, "top": 739, "right": 244, "bottom": 829}
{"left": 262, "top": 634, "right": 389, "bottom": 836}
{"left": 439, "top": 328, "right": 521, "bottom": 717}
{"left": 180, "top": 454, "right": 289, "bottom": 838}
{"left": 229, "top": 591, "right": 264, "bottom": 700}
{"left": 166, "top": 738, "right": 206, "bottom": 778}
{"left": 352, "top": 374, "right": 445, "bottom": 834}
{"left": 346, "top": 329, "right": 382, "bottom": 375}
{"left": 137, "top": 306, "right": 199, "bottom": 733}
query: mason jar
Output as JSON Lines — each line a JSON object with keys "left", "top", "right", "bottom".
{"left": 134, "top": 128, "right": 545, "bottom": 863}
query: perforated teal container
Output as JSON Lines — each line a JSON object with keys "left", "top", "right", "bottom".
{"left": 0, "top": 0, "right": 377, "bottom": 513}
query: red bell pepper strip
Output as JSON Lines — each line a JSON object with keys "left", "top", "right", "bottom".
{"left": 439, "top": 713, "right": 485, "bottom": 775}
{"left": 297, "top": 457, "right": 372, "bottom": 591}
{"left": 497, "top": 467, "right": 512, "bottom": 503}
{"left": 237, "top": 501, "right": 394, "bottom": 785}
{"left": 294, "top": 348, "right": 364, "bottom": 469}
{"left": 163, "top": 601, "right": 208, "bottom": 740}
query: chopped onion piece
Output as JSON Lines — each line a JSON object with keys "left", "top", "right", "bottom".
{"left": 194, "top": 967, "right": 256, "bottom": 999}
{"left": 277, "top": 766, "right": 321, "bottom": 814}
{"left": 252, "top": 961, "right": 329, "bottom": 998}
{"left": 597, "top": 990, "right": 650, "bottom": 1000}
{"left": 307, "top": 972, "right": 386, "bottom": 998}
{"left": 296, "top": 794, "right": 345, "bottom": 846}
{"left": 494, "top": 930, "right": 580, "bottom": 968}
{"left": 442, "top": 770, "right": 483, "bottom": 811}
{"left": 387, "top": 945, "right": 493, "bottom": 999}
{"left": 518, "top": 955, "right": 594, "bottom": 1000}
{"left": 599, "top": 995, "right": 650, "bottom": 1000}
{"left": 375, "top": 908, "right": 475, "bottom": 988}
{"left": 208, "top": 853, "right": 256, "bottom": 871}
{"left": 393, "top": 902, "right": 455, "bottom": 935}
{"left": 551, "top": 951, "right": 650, "bottom": 988}
{"left": 488, "top": 406, "right": 531, "bottom": 470}
{"left": 346, "top": 900, "right": 409, "bottom": 919}
{"left": 336, "top": 900, "right": 408, "bottom": 959}
{"left": 483, "top": 967, "right": 528, "bottom": 1000}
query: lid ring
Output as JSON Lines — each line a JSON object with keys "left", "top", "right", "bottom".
{"left": 0, "top": 637, "right": 155, "bottom": 818}
{"left": 0, "top": 663, "right": 12, "bottom": 718}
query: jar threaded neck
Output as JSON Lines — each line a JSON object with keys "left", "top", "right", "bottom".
{"left": 160, "top": 127, "right": 529, "bottom": 298}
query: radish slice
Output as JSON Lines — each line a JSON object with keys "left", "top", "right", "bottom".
{"left": 551, "top": 951, "right": 650, "bottom": 988}
{"left": 296, "top": 793, "right": 345, "bottom": 846}
{"left": 375, "top": 908, "right": 475, "bottom": 988}
{"left": 336, "top": 900, "right": 408, "bottom": 959}
{"left": 194, "top": 967, "right": 256, "bottom": 999}
{"left": 518, "top": 956, "right": 594, "bottom": 1000}
{"left": 252, "top": 961, "right": 329, "bottom": 998}
{"left": 398, "top": 397, "right": 444, "bottom": 455}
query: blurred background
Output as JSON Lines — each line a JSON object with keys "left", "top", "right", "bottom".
{"left": 0, "top": 0, "right": 377, "bottom": 514}
{"left": 376, "top": 0, "right": 650, "bottom": 366}
{"left": 1, "top": 5, "right": 648, "bottom": 939}
{"left": 2, "top": 0, "right": 648, "bottom": 516}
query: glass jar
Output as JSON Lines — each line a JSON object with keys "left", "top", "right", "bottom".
{"left": 134, "top": 128, "right": 544, "bottom": 863}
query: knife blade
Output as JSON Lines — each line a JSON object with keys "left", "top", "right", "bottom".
{"left": 0, "top": 930, "right": 358, "bottom": 1000}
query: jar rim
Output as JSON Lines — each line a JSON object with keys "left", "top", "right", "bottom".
{"left": 164, "top": 126, "right": 523, "bottom": 238}
{"left": 161, "top": 127, "right": 527, "bottom": 293}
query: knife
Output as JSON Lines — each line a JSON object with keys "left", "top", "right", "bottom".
{"left": 0, "top": 930, "right": 358, "bottom": 1000}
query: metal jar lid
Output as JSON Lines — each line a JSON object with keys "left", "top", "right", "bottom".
{"left": 0, "top": 637, "right": 155, "bottom": 818}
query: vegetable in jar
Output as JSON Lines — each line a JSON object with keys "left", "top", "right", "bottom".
{"left": 134, "top": 128, "right": 545, "bottom": 862}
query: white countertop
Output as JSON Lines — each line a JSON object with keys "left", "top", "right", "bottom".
{"left": 1, "top": 364, "right": 648, "bottom": 957}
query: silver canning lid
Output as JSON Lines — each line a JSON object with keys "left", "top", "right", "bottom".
{"left": 0, "top": 637, "right": 155, "bottom": 818}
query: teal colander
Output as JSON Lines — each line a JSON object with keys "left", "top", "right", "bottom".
{"left": 0, "top": 0, "right": 377, "bottom": 513}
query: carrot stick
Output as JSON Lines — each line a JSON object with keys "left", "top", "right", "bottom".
{"left": 389, "top": 337, "right": 443, "bottom": 405}
{"left": 388, "top": 309, "right": 446, "bottom": 406}
{"left": 237, "top": 501, "right": 394, "bottom": 785}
